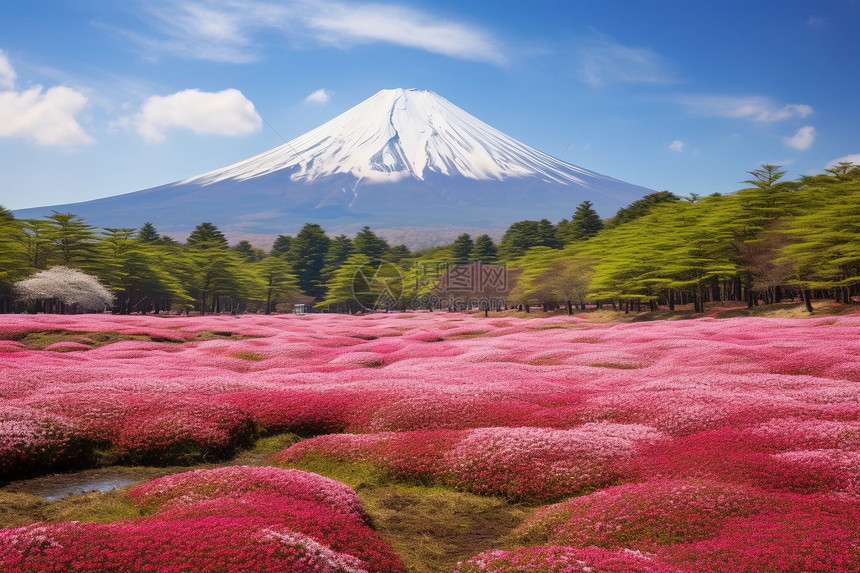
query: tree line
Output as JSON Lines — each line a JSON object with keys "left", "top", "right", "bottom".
{"left": 505, "top": 162, "right": 860, "bottom": 313}
{"left": 0, "top": 162, "right": 857, "bottom": 314}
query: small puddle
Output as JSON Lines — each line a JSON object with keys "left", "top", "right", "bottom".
{"left": 36, "top": 478, "right": 137, "bottom": 501}
{"left": 2, "top": 467, "right": 162, "bottom": 501}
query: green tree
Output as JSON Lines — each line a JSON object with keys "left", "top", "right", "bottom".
{"left": 744, "top": 164, "right": 788, "bottom": 190}
{"left": 317, "top": 254, "right": 371, "bottom": 313}
{"left": 325, "top": 234, "right": 354, "bottom": 268}
{"left": 286, "top": 223, "right": 332, "bottom": 299}
{"left": 44, "top": 212, "right": 95, "bottom": 267}
{"left": 253, "top": 256, "right": 300, "bottom": 314}
{"left": 566, "top": 200, "right": 604, "bottom": 241}
{"left": 604, "top": 191, "right": 680, "bottom": 228}
{"left": 183, "top": 222, "right": 248, "bottom": 313}
{"left": 781, "top": 177, "right": 860, "bottom": 311}
{"left": 387, "top": 244, "right": 411, "bottom": 263}
{"left": 0, "top": 207, "right": 26, "bottom": 311}
{"left": 472, "top": 234, "right": 498, "bottom": 263}
{"left": 17, "top": 219, "right": 55, "bottom": 270}
{"left": 270, "top": 235, "right": 293, "bottom": 258}
{"left": 499, "top": 220, "right": 559, "bottom": 260}
{"left": 320, "top": 234, "right": 354, "bottom": 287}
{"left": 451, "top": 233, "right": 474, "bottom": 261}
{"left": 186, "top": 222, "right": 228, "bottom": 249}
{"left": 353, "top": 226, "right": 390, "bottom": 260}
{"left": 232, "top": 240, "right": 266, "bottom": 263}
{"left": 96, "top": 228, "right": 190, "bottom": 314}
{"left": 137, "top": 222, "right": 161, "bottom": 243}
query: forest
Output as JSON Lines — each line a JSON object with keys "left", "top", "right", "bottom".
{"left": 0, "top": 163, "right": 858, "bottom": 315}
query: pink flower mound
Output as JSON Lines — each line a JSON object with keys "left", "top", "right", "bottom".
{"left": 514, "top": 479, "right": 775, "bottom": 551}
{"left": 633, "top": 427, "right": 860, "bottom": 494}
{"left": 455, "top": 546, "right": 673, "bottom": 573}
{"left": 20, "top": 392, "right": 254, "bottom": 465}
{"left": 275, "top": 424, "right": 665, "bottom": 501}
{"left": 0, "top": 406, "right": 84, "bottom": 478}
{"left": 272, "top": 430, "right": 460, "bottom": 485}
{"left": 0, "top": 340, "right": 26, "bottom": 352}
{"left": 0, "top": 467, "right": 403, "bottom": 573}
{"left": 443, "top": 424, "right": 666, "bottom": 500}
{"left": 750, "top": 417, "right": 860, "bottom": 450}
{"left": 129, "top": 466, "right": 365, "bottom": 519}
{"left": 659, "top": 497, "right": 860, "bottom": 573}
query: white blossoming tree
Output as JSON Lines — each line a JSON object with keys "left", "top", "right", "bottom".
{"left": 13, "top": 266, "right": 115, "bottom": 313}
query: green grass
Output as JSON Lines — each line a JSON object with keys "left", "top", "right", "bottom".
{"left": 278, "top": 455, "right": 533, "bottom": 572}
{"left": 2, "top": 329, "right": 267, "bottom": 350}
{"left": 359, "top": 485, "right": 532, "bottom": 572}
{"left": 590, "top": 362, "right": 641, "bottom": 369}
{"left": 7, "top": 330, "right": 151, "bottom": 350}
{"left": 228, "top": 351, "right": 267, "bottom": 361}
{"left": 0, "top": 486, "right": 148, "bottom": 529}
{"left": 3, "top": 432, "right": 534, "bottom": 572}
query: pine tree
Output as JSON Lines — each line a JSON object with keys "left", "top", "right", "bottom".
{"left": 604, "top": 191, "right": 680, "bottom": 228}
{"left": 186, "top": 222, "right": 228, "bottom": 249}
{"left": 254, "top": 256, "right": 300, "bottom": 314}
{"left": 270, "top": 235, "right": 293, "bottom": 258}
{"left": 286, "top": 223, "right": 332, "bottom": 299}
{"left": 450, "top": 233, "right": 474, "bottom": 261}
{"left": 353, "top": 226, "right": 390, "bottom": 260}
{"left": 137, "top": 222, "right": 161, "bottom": 243}
{"left": 568, "top": 200, "right": 604, "bottom": 241}
{"left": 472, "top": 234, "right": 498, "bottom": 263}
{"left": 44, "top": 212, "right": 96, "bottom": 267}
{"left": 232, "top": 240, "right": 265, "bottom": 263}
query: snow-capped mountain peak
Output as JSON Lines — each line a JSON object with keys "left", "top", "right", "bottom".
{"left": 183, "top": 88, "right": 597, "bottom": 186}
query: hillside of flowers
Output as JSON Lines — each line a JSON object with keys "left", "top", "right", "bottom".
{"left": 2, "top": 311, "right": 860, "bottom": 571}
{"left": 0, "top": 466, "right": 403, "bottom": 572}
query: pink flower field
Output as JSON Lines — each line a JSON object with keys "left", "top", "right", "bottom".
{"left": 2, "top": 311, "right": 860, "bottom": 572}
{"left": 0, "top": 466, "right": 403, "bottom": 572}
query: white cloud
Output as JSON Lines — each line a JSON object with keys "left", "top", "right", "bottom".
{"left": 578, "top": 36, "right": 675, "bottom": 87}
{"left": 826, "top": 154, "right": 860, "bottom": 169}
{"left": 303, "top": 1, "right": 505, "bottom": 65}
{"left": 668, "top": 139, "right": 685, "bottom": 153}
{"left": 135, "top": 88, "right": 262, "bottom": 142}
{"left": 0, "top": 50, "right": 16, "bottom": 89}
{"left": 304, "top": 88, "right": 331, "bottom": 103}
{"left": 126, "top": 0, "right": 506, "bottom": 65}
{"left": 0, "top": 52, "right": 92, "bottom": 148}
{"left": 783, "top": 125, "right": 816, "bottom": 151}
{"left": 680, "top": 95, "right": 813, "bottom": 123}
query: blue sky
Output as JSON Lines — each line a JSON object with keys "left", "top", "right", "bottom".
{"left": 1, "top": 0, "right": 858, "bottom": 213}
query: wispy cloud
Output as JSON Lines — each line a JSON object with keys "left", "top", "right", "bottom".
{"left": 135, "top": 88, "right": 262, "bottom": 142}
{"left": 0, "top": 52, "right": 92, "bottom": 147}
{"left": 577, "top": 35, "right": 675, "bottom": 87}
{"left": 668, "top": 139, "right": 685, "bottom": 153}
{"left": 302, "top": 1, "right": 505, "bottom": 65}
{"left": 0, "top": 50, "right": 16, "bottom": 89}
{"left": 120, "top": 0, "right": 506, "bottom": 65}
{"left": 783, "top": 125, "right": 816, "bottom": 151}
{"left": 304, "top": 88, "right": 331, "bottom": 103}
{"left": 679, "top": 95, "right": 813, "bottom": 123}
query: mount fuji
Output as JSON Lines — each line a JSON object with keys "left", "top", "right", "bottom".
{"left": 15, "top": 88, "right": 652, "bottom": 247}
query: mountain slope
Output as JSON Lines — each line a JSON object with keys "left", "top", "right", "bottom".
{"left": 14, "top": 88, "right": 652, "bottom": 247}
